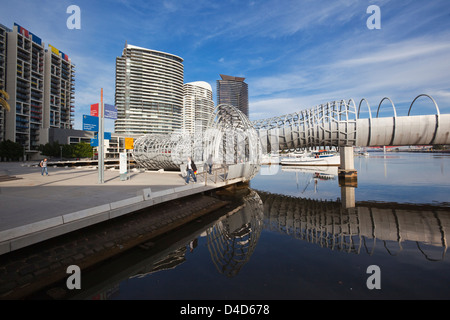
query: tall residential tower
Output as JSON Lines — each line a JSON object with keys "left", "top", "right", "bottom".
{"left": 43, "top": 44, "right": 75, "bottom": 131}
{"left": 182, "top": 81, "right": 214, "bottom": 136}
{"left": 1, "top": 23, "right": 75, "bottom": 157}
{"left": 5, "top": 23, "right": 46, "bottom": 153}
{"left": 0, "top": 23, "right": 10, "bottom": 142}
{"left": 216, "top": 74, "right": 249, "bottom": 117}
{"left": 115, "top": 44, "right": 184, "bottom": 135}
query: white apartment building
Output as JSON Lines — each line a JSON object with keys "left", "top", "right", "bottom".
{"left": 0, "top": 23, "right": 10, "bottom": 142}
{"left": 182, "top": 81, "right": 214, "bottom": 136}
{"left": 2, "top": 23, "right": 75, "bottom": 158}
{"left": 115, "top": 44, "right": 184, "bottom": 135}
{"left": 43, "top": 44, "right": 75, "bottom": 131}
{"left": 5, "top": 23, "right": 46, "bottom": 153}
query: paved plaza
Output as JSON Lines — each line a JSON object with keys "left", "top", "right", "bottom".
{"left": 0, "top": 161, "right": 240, "bottom": 256}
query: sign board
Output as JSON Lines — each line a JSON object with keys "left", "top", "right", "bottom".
{"left": 90, "top": 138, "right": 98, "bottom": 147}
{"left": 119, "top": 152, "right": 127, "bottom": 175}
{"left": 94, "top": 132, "right": 111, "bottom": 140}
{"left": 125, "top": 137, "right": 134, "bottom": 150}
{"left": 90, "top": 103, "right": 116, "bottom": 119}
{"left": 90, "top": 103, "right": 99, "bottom": 117}
{"left": 90, "top": 138, "right": 109, "bottom": 148}
{"left": 104, "top": 104, "right": 118, "bottom": 119}
{"left": 83, "top": 115, "right": 99, "bottom": 131}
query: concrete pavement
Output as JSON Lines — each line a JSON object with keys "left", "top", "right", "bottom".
{"left": 0, "top": 161, "right": 242, "bottom": 256}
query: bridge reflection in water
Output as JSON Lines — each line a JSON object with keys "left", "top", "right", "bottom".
{"left": 66, "top": 187, "right": 449, "bottom": 299}
{"left": 148, "top": 188, "right": 448, "bottom": 276}
{"left": 258, "top": 191, "right": 449, "bottom": 261}
{"left": 204, "top": 190, "right": 450, "bottom": 281}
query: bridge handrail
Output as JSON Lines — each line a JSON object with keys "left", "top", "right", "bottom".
{"left": 357, "top": 98, "right": 373, "bottom": 120}
{"left": 407, "top": 94, "right": 441, "bottom": 145}
{"left": 376, "top": 97, "right": 397, "bottom": 118}
{"left": 358, "top": 98, "right": 373, "bottom": 146}
{"left": 408, "top": 94, "right": 440, "bottom": 116}
{"left": 416, "top": 241, "right": 447, "bottom": 262}
{"left": 376, "top": 97, "right": 397, "bottom": 146}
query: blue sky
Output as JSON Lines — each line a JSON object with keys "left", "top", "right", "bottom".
{"left": 1, "top": 0, "right": 450, "bottom": 132}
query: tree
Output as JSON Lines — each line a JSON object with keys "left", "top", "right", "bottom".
{"left": 71, "top": 142, "right": 93, "bottom": 158}
{"left": 39, "top": 141, "right": 62, "bottom": 157}
{"left": 39, "top": 142, "right": 93, "bottom": 159}
{"left": 0, "top": 140, "right": 23, "bottom": 161}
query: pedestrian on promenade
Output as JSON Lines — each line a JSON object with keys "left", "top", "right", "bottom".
{"left": 185, "top": 156, "right": 197, "bottom": 184}
{"left": 207, "top": 154, "right": 213, "bottom": 174}
{"left": 40, "top": 158, "right": 48, "bottom": 176}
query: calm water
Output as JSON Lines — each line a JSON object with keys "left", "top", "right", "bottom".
{"left": 78, "top": 152, "right": 450, "bottom": 300}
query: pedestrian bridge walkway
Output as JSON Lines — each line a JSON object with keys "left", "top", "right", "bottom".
{"left": 132, "top": 94, "right": 450, "bottom": 175}
{"left": 254, "top": 94, "right": 450, "bottom": 153}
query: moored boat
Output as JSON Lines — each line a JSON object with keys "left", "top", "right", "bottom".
{"left": 280, "top": 150, "right": 340, "bottom": 166}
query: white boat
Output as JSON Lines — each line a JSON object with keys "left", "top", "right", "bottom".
{"left": 281, "top": 165, "right": 339, "bottom": 176}
{"left": 355, "top": 147, "right": 370, "bottom": 157}
{"left": 280, "top": 150, "right": 340, "bottom": 166}
{"left": 261, "top": 153, "right": 280, "bottom": 164}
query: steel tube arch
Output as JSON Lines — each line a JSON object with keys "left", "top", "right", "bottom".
{"left": 133, "top": 104, "right": 262, "bottom": 180}
{"left": 133, "top": 94, "right": 450, "bottom": 171}
{"left": 253, "top": 94, "right": 450, "bottom": 152}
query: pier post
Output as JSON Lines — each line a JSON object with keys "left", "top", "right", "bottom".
{"left": 338, "top": 146, "right": 357, "bottom": 186}
{"left": 340, "top": 185, "right": 356, "bottom": 209}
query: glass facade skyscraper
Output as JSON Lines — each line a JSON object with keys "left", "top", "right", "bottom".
{"left": 115, "top": 44, "right": 184, "bottom": 135}
{"left": 216, "top": 74, "right": 248, "bottom": 117}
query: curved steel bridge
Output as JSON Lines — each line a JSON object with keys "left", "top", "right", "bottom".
{"left": 133, "top": 94, "right": 450, "bottom": 172}
{"left": 253, "top": 94, "right": 450, "bottom": 153}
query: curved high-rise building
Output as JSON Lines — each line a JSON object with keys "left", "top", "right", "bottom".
{"left": 217, "top": 74, "right": 248, "bottom": 117}
{"left": 182, "top": 81, "right": 214, "bottom": 136}
{"left": 115, "top": 44, "right": 184, "bottom": 135}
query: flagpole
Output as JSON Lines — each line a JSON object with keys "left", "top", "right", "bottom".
{"left": 98, "top": 88, "right": 104, "bottom": 184}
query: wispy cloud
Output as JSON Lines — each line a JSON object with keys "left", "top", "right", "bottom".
{"left": 1, "top": 0, "right": 449, "bottom": 130}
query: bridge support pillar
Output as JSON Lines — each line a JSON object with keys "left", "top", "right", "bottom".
{"left": 338, "top": 146, "right": 357, "bottom": 186}
{"left": 340, "top": 186, "right": 356, "bottom": 209}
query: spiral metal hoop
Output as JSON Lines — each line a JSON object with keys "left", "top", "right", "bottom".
{"left": 133, "top": 94, "right": 446, "bottom": 169}
{"left": 133, "top": 105, "right": 262, "bottom": 178}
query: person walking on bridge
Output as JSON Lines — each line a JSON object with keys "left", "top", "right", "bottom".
{"left": 207, "top": 154, "right": 213, "bottom": 174}
{"left": 185, "top": 156, "right": 197, "bottom": 184}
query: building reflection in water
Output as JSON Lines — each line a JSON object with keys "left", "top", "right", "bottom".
{"left": 131, "top": 187, "right": 450, "bottom": 284}
{"left": 56, "top": 187, "right": 450, "bottom": 299}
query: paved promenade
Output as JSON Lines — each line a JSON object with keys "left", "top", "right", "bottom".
{"left": 0, "top": 161, "right": 241, "bottom": 256}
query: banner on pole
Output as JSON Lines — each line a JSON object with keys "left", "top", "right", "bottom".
{"left": 90, "top": 103, "right": 116, "bottom": 119}
{"left": 90, "top": 138, "right": 98, "bottom": 147}
{"left": 125, "top": 137, "right": 134, "bottom": 150}
{"left": 83, "top": 115, "right": 99, "bottom": 131}
{"left": 104, "top": 104, "right": 118, "bottom": 119}
{"left": 90, "top": 103, "right": 99, "bottom": 117}
{"left": 94, "top": 132, "right": 111, "bottom": 140}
